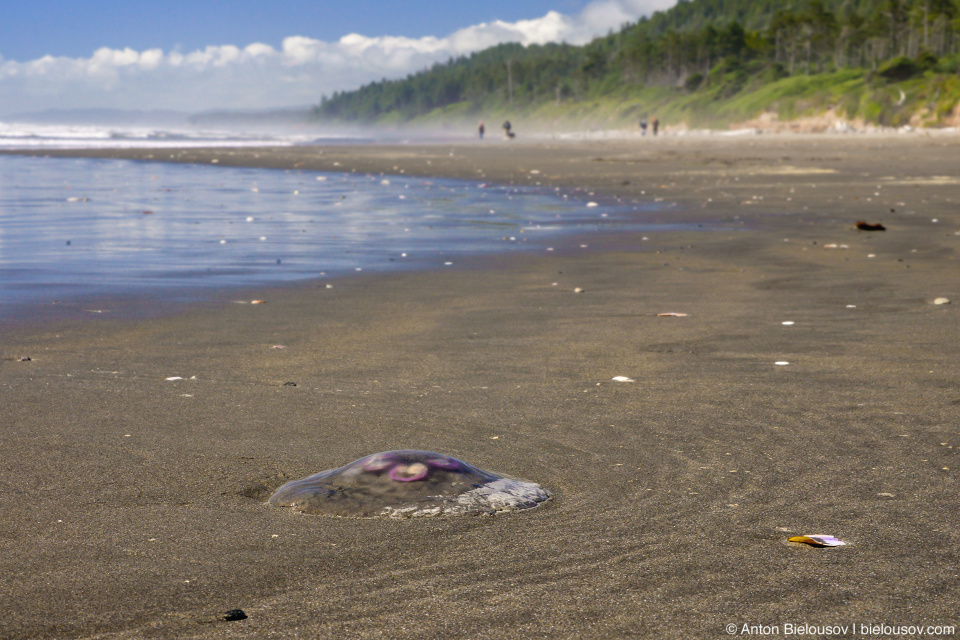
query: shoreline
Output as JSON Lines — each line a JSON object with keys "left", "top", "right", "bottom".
{"left": 6, "top": 132, "right": 958, "bottom": 326}
{"left": 0, "top": 149, "right": 699, "bottom": 335}
{"left": 2, "top": 136, "right": 959, "bottom": 638}
{"left": 9, "top": 130, "right": 960, "bottom": 215}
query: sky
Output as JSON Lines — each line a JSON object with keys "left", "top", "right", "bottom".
{"left": 0, "top": 0, "right": 677, "bottom": 117}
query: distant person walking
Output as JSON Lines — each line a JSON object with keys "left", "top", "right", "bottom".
{"left": 502, "top": 120, "right": 514, "bottom": 139}
{"left": 478, "top": 121, "right": 485, "bottom": 139}
{"left": 652, "top": 117, "right": 659, "bottom": 136}
{"left": 640, "top": 118, "right": 647, "bottom": 136}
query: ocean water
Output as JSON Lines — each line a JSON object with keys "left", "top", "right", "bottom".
{"left": 0, "top": 154, "right": 687, "bottom": 321}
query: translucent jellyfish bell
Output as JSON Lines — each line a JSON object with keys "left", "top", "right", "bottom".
{"left": 268, "top": 450, "right": 551, "bottom": 518}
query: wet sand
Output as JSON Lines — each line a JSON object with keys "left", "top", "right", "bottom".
{"left": 2, "top": 134, "right": 959, "bottom": 638}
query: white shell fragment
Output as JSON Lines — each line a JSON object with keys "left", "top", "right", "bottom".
{"left": 933, "top": 297, "right": 950, "bottom": 305}
{"left": 788, "top": 534, "right": 846, "bottom": 547}
{"left": 611, "top": 376, "right": 635, "bottom": 382}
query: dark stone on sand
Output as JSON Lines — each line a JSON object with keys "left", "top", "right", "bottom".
{"left": 197, "top": 609, "right": 248, "bottom": 624}
{"left": 221, "top": 609, "right": 247, "bottom": 621}
{"left": 282, "top": 381, "right": 297, "bottom": 386}
{"left": 855, "top": 221, "right": 886, "bottom": 231}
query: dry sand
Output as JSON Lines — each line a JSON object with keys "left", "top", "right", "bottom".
{"left": 2, "top": 133, "right": 959, "bottom": 639}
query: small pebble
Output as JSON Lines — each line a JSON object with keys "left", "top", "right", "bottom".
{"left": 221, "top": 609, "right": 247, "bottom": 622}
{"left": 573, "top": 287, "right": 584, "bottom": 293}
{"left": 933, "top": 297, "right": 950, "bottom": 305}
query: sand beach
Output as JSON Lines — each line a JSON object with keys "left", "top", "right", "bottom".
{"left": 2, "top": 132, "right": 959, "bottom": 638}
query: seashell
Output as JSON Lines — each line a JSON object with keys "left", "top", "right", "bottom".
{"left": 788, "top": 534, "right": 845, "bottom": 547}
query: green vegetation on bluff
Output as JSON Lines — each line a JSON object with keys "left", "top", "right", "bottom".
{"left": 314, "top": 0, "right": 960, "bottom": 130}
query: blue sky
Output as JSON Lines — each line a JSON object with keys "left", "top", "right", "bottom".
{"left": 4, "top": 1, "right": 591, "bottom": 60}
{"left": 0, "top": 0, "right": 676, "bottom": 115}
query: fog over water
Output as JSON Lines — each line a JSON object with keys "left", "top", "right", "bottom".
{"left": 0, "top": 118, "right": 369, "bottom": 150}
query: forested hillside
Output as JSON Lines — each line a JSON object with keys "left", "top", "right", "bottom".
{"left": 315, "top": 0, "right": 960, "bottom": 129}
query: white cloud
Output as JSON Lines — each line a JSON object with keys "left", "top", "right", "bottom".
{"left": 139, "top": 49, "right": 164, "bottom": 70}
{"left": 0, "top": 0, "right": 676, "bottom": 115}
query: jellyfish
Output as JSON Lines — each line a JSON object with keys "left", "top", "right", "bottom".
{"left": 268, "top": 450, "right": 551, "bottom": 518}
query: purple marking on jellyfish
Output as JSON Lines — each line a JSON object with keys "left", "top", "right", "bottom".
{"left": 389, "top": 462, "right": 429, "bottom": 482}
{"left": 362, "top": 452, "right": 397, "bottom": 472}
{"left": 425, "top": 456, "right": 463, "bottom": 471}
{"left": 267, "top": 450, "right": 551, "bottom": 518}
